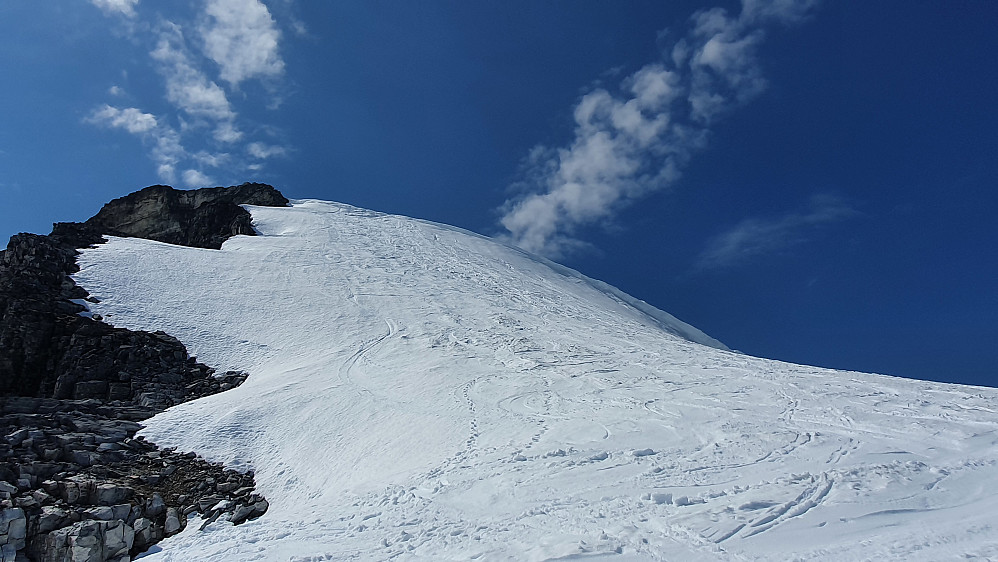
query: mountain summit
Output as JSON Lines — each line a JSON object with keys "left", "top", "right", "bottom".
{"left": 6, "top": 187, "right": 998, "bottom": 560}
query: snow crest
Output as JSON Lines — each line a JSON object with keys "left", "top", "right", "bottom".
{"left": 74, "top": 200, "right": 998, "bottom": 560}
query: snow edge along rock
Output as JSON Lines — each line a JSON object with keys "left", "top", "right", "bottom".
{"left": 0, "top": 183, "right": 287, "bottom": 561}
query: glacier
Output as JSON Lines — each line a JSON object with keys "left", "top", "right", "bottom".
{"left": 71, "top": 199, "right": 998, "bottom": 560}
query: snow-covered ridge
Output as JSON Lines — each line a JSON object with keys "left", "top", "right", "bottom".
{"left": 399, "top": 204, "right": 728, "bottom": 352}
{"left": 73, "top": 199, "right": 998, "bottom": 560}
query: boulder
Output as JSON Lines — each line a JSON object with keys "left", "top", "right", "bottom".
{"left": 37, "top": 506, "right": 69, "bottom": 534}
{"left": 102, "top": 520, "right": 133, "bottom": 560}
{"left": 40, "top": 519, "right": 133, "bottom": 562}
{"left": 59, "top": 482, "right": 81, "bottom": 505}
{"left": 145, "top": 493, "right": 166, "bottom": 518}
{"left": 0, "top": 508, "right": 26, "bottom": 551}
{"left": 95, "top": 484, "right": 132, "bottom": 506}
{"left": 228, "top": 504, "right": 256, "bottom": 526}
{"left": 164, "top": 508, "right": 182, "bottom": 536}
{"left": 131, "top": 517, "right": 161, "bottom": 549}
{"left": 82, "top": 507, "right": 113, "bottom": 521}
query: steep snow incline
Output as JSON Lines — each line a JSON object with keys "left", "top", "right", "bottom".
{"left": 74, "top": 200, "right": 998, "bottom": 561}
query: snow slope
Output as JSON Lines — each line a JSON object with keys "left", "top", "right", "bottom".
{"left": 73, "top": 200, "right": 998, "bottom": 561}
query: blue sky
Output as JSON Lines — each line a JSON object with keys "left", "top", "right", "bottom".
{"left": 2, "top": 1, "right": 996, "bottom": 387}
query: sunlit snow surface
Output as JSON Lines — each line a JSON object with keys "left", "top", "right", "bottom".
{"left": 74, "top": 200, "right": 998, "bottom": 561}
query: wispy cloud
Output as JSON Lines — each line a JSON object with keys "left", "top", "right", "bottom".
{"left": 288, "top": 17, "right": 308, "bottom": 37}
{"left": 247, "top": 141, "right": 287, "bottom": 159}
{"left": 86, "top": 104, "right": 186, "bottom": 183}
{"left": 85, "top": 0, "right": 291, "bottom": 185}
{"left": 148, "top": 127, "right": 186, "bottom": 182}
{"left": 86, "top": 104, "right": 157, "bottom": 134}
{"left": 182, "top": 168, "right": 215, "bottom": 187}
{"left": 151, "top": 22, "right": 240, "bottom": 143}
{"left": 198, "top": 0, "right": 285, "bottom": 87}
{"left": 499, "top": 0, "right": 819, "bottom": 258}
{"left": 695, "top": 194, "right": 858, "bottom": 271}
{"left": 193, "top": 150, "right": 231, "bottom": 168}
{"left": 89, "top": 0, "right": 139, "bottom": 19}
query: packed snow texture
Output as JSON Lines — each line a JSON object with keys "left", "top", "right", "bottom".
{"left": 73, "top": 200, "right": 998, "bottom": 561}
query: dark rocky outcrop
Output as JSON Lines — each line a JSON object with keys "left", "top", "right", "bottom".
{"left": 81, "top": 182, "right": 288, "bottom": 250}
{"left": 1, "top": 182, "right": 286, "bottom": 399}
{"left": 0, "top": 230, "right": 223, "bottom": 403}
{"left": 0, "top": 183, "right": 288, "bottom": 561}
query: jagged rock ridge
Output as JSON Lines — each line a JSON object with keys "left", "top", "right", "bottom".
{"left": 0, "top": 183, "right": 286, "bottom": 561}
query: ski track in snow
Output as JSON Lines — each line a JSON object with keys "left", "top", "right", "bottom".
{"left": 73, "top": 200, "right": 998, "bottom": 561}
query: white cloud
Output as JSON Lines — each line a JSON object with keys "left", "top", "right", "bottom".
{"left": 695, "top": 194, "right": 857, "bottom": 271}
{"left": 85, "top": 2, "right": 294, "bottom": 185}
{"left": 193, "top": 151, "right": 231, "bottom": 168}
{"left": 498, "top": 0, "right": 820, "bottom": 258}
{"left": 182, "top": 168, "right": 215, "bottom": 187}
{"left": 86, "top": 104, "right": 157, "bottom": 134}
{"left": 199, "top": 0, "right": 285, "bottom": 87}
{"left": 213, "top": 121, "right": 243, "bottom": 143}
{"left": 247, "top": 142, "right": 287, "bottom": 159}
{"left": 86, "top": 104, "right": 187, "bottom": 184}
{"left": 151, "top": 27, "right": 236, "bottom": 122}
{"left": 147, "top": 126, "right": 186, "bottom": 184}
{"left": 686, "top": 8, "right": 768, "bottom": 123}
{"left": 150, "top": 23, "right": 242, "bottom": 145}
{"left": 500, "top": 65, "right": 699, "bottom": 257}
{"left": 90, "top": 0, "right": 139, "bottom": 18}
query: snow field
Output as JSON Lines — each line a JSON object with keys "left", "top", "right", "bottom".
{"left": 75, "top": 200, "right": 998, "bottom": 560}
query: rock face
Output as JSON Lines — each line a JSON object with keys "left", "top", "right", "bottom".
{"left": 82, "top": 182, "right": 288, "bottom": 250}
{"left": 0, "top": 183, "right": 287, "bottom": 561}
{"left": 1, "top": 182, "right": 284, "bottom": 400}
